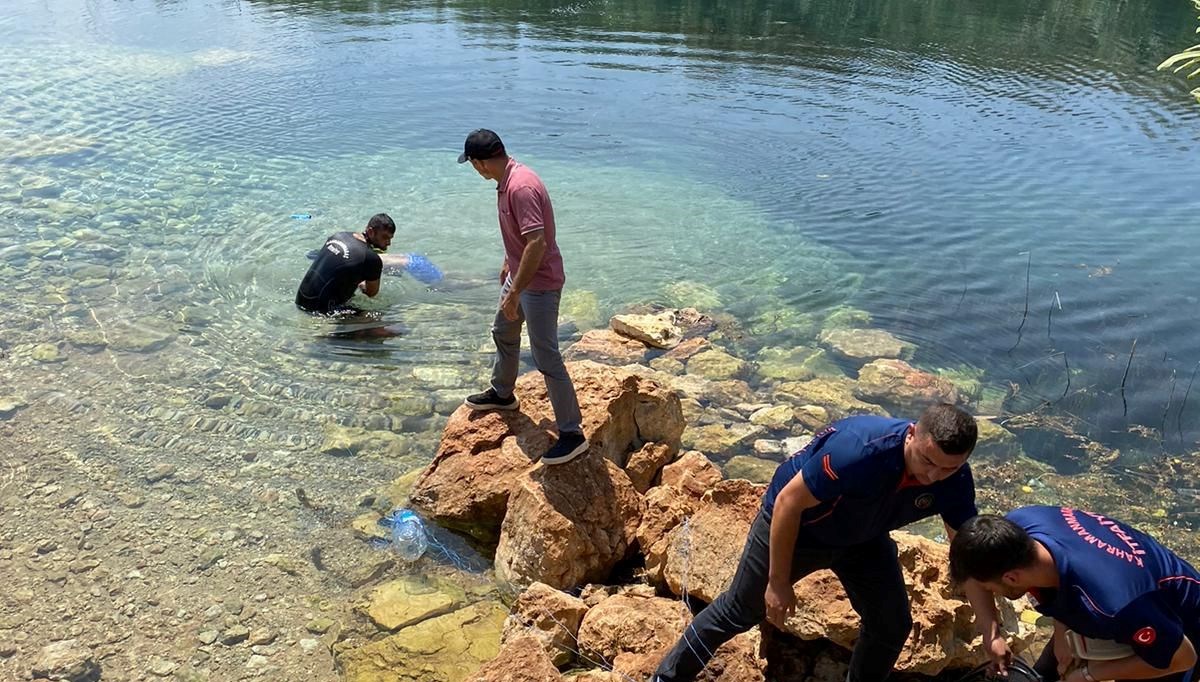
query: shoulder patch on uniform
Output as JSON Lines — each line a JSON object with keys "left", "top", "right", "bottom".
{"left": 1134, "top": 626, "right": 1157, "bottom": 645}
{"left": 822, "top": 453, "right": 838, "bottom": 481}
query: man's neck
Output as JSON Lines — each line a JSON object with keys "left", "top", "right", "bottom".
{"left": 1032, "top": 541, "right": 1061, "bottom": 588}
{"left": 495, "top": 156, "right": 512, "bottom": 186}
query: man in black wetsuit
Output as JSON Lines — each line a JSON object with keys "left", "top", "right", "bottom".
{"left": 296, "top": 213, "right": 395, "bottom": 315}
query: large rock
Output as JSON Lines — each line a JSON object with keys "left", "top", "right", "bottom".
{"left": 564, "top": 329, "right": 648, "bottom": 365}
{"left": 31, "top": 639, "right": 100, "bottom": 682}
{"left": 361, "top": 576, "right": 466, "bottom": 631}
{"left": 577, "top": 593, "right": 686, "bottom": 664}
{"left": 818, "top": 328, "right": 913, "bottom": 364}
{"left": 502, "top": 582, "right": 589, "bottom": 667}
{"left": 610, "top": 311, "right": 683, "bottom": 349}
{"left": 495, "top": 454, "right": 642, "bottom": 590}
{"left": 854, "top": 359, "right": 962, "bottom": 414}
{"left": 638, "top": 453, "right": 725, "bottom": 582}
{"left": 625, "top": 442, "right": 675, "bottom": 493}
{"left": 465, "top": 636, "right": 563, "bottom": 682}
{"left": 772, "top": 377, "right": 886, "bottom": 421}
{"left": 780, "top": 533, "right": 1036, "bottom": 675}
{"left": 655, "top": 479, "right": 763, "bottom": 600}
{"left": 338, "top": 601, "right": 508, "bottom": 682}
{"left": 411, "top": 362, "right": 683, "bottom": 544}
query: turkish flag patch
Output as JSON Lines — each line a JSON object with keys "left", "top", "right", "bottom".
{"left": 1134, "top": 626, "right": 1157, "bottom": 645}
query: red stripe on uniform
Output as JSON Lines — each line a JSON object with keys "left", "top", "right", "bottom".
{"left": 822, "top": 454, "right": 838, "bottom": 481}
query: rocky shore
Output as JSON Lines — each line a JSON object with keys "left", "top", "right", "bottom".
{"left": 3, "top": 304, "right": 1197, "bottom": 682}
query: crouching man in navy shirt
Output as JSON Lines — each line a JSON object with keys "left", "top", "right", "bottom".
{"left": 951, "top": 507, "right": 1200, "bottom": 682}
{"left": 651, "top": 403, "right": 980, "bottom": 682}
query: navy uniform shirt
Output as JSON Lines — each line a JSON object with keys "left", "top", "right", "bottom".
{"left": 762, "top": 415, "right": 977, "bottom": 548}
{"left": 1010, "top": 506, "right": 1200, "bottom": 674}
{"left": 296, "top": 232, "right": 383, "bottom": 313}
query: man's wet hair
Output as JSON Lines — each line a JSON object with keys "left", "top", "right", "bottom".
{"left": 367, "top": 213, "right": 396, "bottom": 233}
{"left": 949, "top": 514, "right": 1037, "bottom": 584}
{"left": 917, "top": 403, "right": 977, "bottom": 456}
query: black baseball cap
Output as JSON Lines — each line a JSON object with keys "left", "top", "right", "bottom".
{"left": 457, "top": 129, "right": 505, "bottom": 163}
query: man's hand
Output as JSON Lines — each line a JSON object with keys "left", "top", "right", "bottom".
{"left": 1053, "top": 627, "right": 1076, "bottom": 677}
{"left": 499, "top": 264, "right": 509, "bottom": 286}
{"left": 500, "top": 289, "right": 520, "bottom": 321}
{"left": 984, "top": 633, "right": 1013, "bottom": 675}
{"left": 764, "top": 580, "right": 797, "bottom": 628}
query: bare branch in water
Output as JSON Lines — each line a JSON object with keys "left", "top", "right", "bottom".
{"left": 1009, "top": 251, "right": 1032, "bottom": 353}
{"left": 1180, "top": 361, "right": 1200, "bottom": 447}
{"left": 1120, "top": 338, "right": 1138, "bottom": 417}
{"left": 1162, "top": 369, "right": 1177, "bottom": 450}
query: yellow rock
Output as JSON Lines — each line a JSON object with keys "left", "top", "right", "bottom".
{"left": 339, "top": 601, "right": 506, "bottom": 682}
{"left": 1020, "top": 485, "right": 1034, "bottom": 494}
{"left": 1019, "top": 609, "right": 1041, "bottom": 625}
{"left": 1154, "top": 509, "right": 1168, "bottom": 518}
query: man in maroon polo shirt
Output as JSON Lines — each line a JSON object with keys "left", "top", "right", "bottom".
{"left": 458, "top": 129, "right": 588, "bottom": 465}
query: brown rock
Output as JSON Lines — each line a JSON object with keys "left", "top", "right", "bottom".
{"left": 663, "top": 336, "right": 711, "bottom": 361}
{"left": 495, "top": 454, "right": 642, "bottom": 590}
{"left": 780, "top": 532, "right": 1035, "bottom": 675}
{"left": 659, "top": 451, "right": 723, "bottom": 496}
{"left": 412, "top": 362, "right": 682, "bottom": 544}
{"left": 853, "top": 358, "right": 962, "bottom": 414}
{"left": 502, "top": 583, "right": 589, "bottom": 667}
{"left": 31, "top": 639, "right": 100, "bottom": 682}
{"left": 577, "top": 593, "right": 685, "bottom": 664}
{"left": 564, "top": 329, "right": 648, "bottom": 365}
{"left": 625, "top": 442, "right": 674, "bottom": 493}
{"left": 655, "top": 479, "right": 764, "bottom": 600}
{"left": 466, "top": 635, "right": 563, "bottom": 682}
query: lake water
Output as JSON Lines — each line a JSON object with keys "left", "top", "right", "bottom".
{"left": 1, "top": 0, "right": 1199, "bottom": 675}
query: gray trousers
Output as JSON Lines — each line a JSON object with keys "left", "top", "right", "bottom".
{"left": 490, "top": 287, "right": 583, "bottom": 434}
{"left": 654, "top": 511, "right": 913, "bottom": 682}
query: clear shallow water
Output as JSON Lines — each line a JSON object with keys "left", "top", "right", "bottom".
{"left": 1, "top": 0, "right": 1198, "bottom": 472}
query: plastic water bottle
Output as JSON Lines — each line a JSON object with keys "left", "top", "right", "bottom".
{"left": 290, "top": 213, "right": 312, "bottom": 220}
{"left": 391, "top": 509, "right": 427, "bottom": 562}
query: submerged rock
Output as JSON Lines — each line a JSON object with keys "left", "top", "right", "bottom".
{"left": 818, "top": 328, "right": 913, "bottom": 364}
{"left": 754, "top": 346, "right": 840, "bottom": 382}
{"left": 686, "top": 348, "right": 749, "bottom": 381}
{"left": 31, "top": 343, "right": 64, "bottom": 363}
{"left": 682, "top": 422, "right": 765, "bottom": 455}
{"left": 974, "top": 418, "right": 1024, "bottom": 460}
{"left": 662, "top": 280, "right": 722, "bottom": 310}
{"left": 724, "top": 455, "right": 778, "bottom": 484}
{"left": 853, "top": 358, "right": 962, "bottom": 414}
{"left": 362, "top": 576, "right": 467, "bottom": 631}
{"left": 773, "top": 376, "right": 886, "bottom": 420}
{"left": 338, "top": 601, "right": 507, "bottom": 682}
{"left": 0, "top": 397, "right": 26, "bottom": 419}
